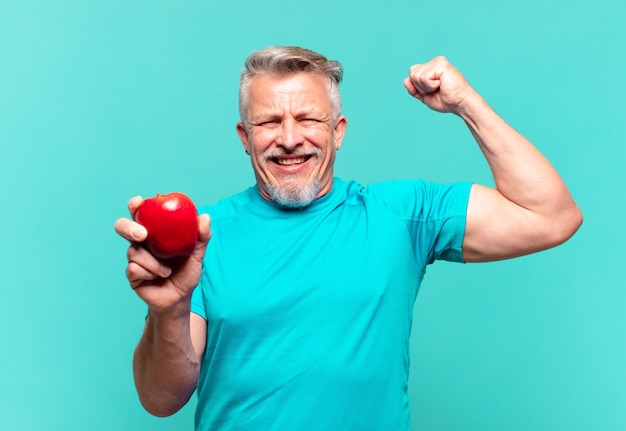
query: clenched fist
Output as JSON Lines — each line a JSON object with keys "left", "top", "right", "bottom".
{"left": 403, "top": 56, "right": 475, "bottom": 115}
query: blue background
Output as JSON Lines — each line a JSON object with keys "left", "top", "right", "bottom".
{"left": 1, "top": 0, "right": 624, "bottom": 429}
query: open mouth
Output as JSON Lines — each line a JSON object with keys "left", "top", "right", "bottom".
{"left": 272, "top": 155, "right": 312, "bottom": 166}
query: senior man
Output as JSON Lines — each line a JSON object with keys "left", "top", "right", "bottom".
{"left": 115, "top": 46, "right": 582, "bottom": 430}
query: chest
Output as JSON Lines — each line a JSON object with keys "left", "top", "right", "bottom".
{"left": 204, "top": 203, "right": 424, "bottom": 329}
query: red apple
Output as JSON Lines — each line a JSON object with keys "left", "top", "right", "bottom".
{"left": 134, "top": 192, "right": 199, "bottom": 259}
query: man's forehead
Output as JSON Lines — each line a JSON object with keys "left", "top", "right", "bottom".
{"left": 249, "top": 105, "right": 322, "bottom": 119}
{"left": 247, "top": 74, "right": 332, "bottom": 109}
{"left": 249, "top": 71, "right": 330, "bottom": 91}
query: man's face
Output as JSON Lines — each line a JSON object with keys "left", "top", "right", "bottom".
{"left": 236, "top": 72, "right": 347, "bottom": 207}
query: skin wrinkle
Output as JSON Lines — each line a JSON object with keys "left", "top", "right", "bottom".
{"left": 120, "top": 47, "right": 582, "bottom": 421}
{"left": 236, "top": 72, "right": 347, "bottom": 208}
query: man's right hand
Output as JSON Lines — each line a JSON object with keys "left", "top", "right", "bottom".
{"left": 114, "top": 196, "right": 212, "bottom": 314}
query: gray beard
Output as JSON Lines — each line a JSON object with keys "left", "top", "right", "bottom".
{"left": 265, "top": 177, "right": 322, "bottom": 208}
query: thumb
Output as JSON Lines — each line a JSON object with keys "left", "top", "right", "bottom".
{"left": 197, "top": 213, "right": 212, "bottom": 246}
{"left": 183, "top": 213, "right": 211, "bottom": 270}
{"left": 193, "top": 212, "right": 212, "bottom": 255}
{"left": 420, "top": 69, "right": 442, "bottom": 93}
{"left": 424, "top": 78, "right": 441, "bottom": 93}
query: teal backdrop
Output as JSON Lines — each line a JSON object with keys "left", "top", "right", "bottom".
{"left": 2, "top": 0, "right": 624, "bottom": 430}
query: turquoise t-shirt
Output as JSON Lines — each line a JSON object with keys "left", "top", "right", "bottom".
{"left": 191, "top": 178, "right": 471, "bottom": 430}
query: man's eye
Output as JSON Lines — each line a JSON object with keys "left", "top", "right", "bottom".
{"left": 301, "top": 118, "right": 320, "bottom": 125}
{"left": 259, "top": 120, "right": 280, "bottom": 127}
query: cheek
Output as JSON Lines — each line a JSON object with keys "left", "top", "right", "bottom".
{"left": 303, "top": 128, "right": 332, "bottom": 146}
{"left": 249, "top": 131, "right": 276, "bottom": 153}
{"left": 250, "top": 152, "right": 268, "bottom": 171}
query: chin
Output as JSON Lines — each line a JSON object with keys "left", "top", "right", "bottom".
{"left": 266, "top": 178, "right": 322, "bottom": 208}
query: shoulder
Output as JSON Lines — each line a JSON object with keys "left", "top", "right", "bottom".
{"left": 356, "top": 179, "right": 472, "bottom": 220}
{"left": 333, "top": 178, "right": 435, "bottom": 201}
{"left": 197, "top": 186, "right": 257, "bottom": 221}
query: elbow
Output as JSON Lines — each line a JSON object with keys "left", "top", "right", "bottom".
{"left": 146, "top": 407, "right": 182, "bottom": 419}
{"left": 562, "top": 203, "right": 583, "bottom": 241}
{"left": 548, "top": 203, "right": 583, "bottom": 248}
{"left": 572, "top": 204, "right": 584, "bottom": 233}
{"left": 133, "top": 365, "right": 199, "bottom": 418}
{"left": 142, "top": 404, "right": 176, "bottom": 418}
{"left": 137, "top": 391, "right": 193, "bottom": 418}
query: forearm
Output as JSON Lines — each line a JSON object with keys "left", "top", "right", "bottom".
{"left": 133, "top": 300, "right": 200, "bottom": 417}
{"left": 456, "top": 90, "right": 582, "bottom": 260}
{"left": 459, "top": 91, "right": 579, "bottom": 217}
{"left": 406, "top": 57, "right": 581, "bottom": 260}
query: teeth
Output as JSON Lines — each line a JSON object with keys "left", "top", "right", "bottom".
{"left": 276, "top": 157, "right": 307, "bottom": 165}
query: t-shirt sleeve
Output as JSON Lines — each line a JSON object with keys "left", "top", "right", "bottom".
{"left": 190, "top": 205, "right": 211, "bottom": 320}
{"left": 191, "top": 274, "right": 208, "bottom": 320}
{"left": 366, "top": 180, "right": 472, "bottom": 264}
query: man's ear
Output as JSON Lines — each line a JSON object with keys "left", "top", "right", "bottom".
{"left": 333, "top": 115, "right": 348, "bottom": 150}
{"left": 236, "top": 122, "right": 250, "bottom": 155}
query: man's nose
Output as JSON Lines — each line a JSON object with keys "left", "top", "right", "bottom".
{"left": 276, "top": 119, "right": 303, "bottom": 150}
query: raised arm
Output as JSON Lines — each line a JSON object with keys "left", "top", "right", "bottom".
{"left": 114, "top": 197, "right": 211, "bottom": 416}
{"left": 404, "top": 56, "right": 582, "bottom": 262}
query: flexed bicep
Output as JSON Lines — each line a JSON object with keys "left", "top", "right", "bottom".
{"left": 463, "top": 184, "right": 580, "bottom": 262}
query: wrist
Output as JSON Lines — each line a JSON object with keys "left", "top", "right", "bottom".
{"left": 453, "top": 88, "right": 484, "bottom": 118}
{"left": 147, "top": 296, "right": 192, "bottom": 324}
{"left": 454, "top": 91, "right": 500, "bottom": 136}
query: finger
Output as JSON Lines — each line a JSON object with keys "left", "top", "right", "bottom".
{"left": 414, "top": 70, "right": 441, "bottom": 94}
{"left": 409, "top": 62, "right": 443, "bottom": 95}
{"left": 126, "top": 261, "right": 161, "bottom": 289}
{"left": 421, "top": 75, "right": 441, "bottom": 93}
{"left": 127, "top": 244, "right": 172, "bottom": 279}
{"left": 114, "top": 217, "right": 148, "bottom": 242}
{"left": 128, "top": 195, "right": 144, "bottom": 219}
{"left": 403, "top": 77, "right": 420, "bottom": 98}
{"left": 407, "top": 64, "right": 434, "bottom": 103}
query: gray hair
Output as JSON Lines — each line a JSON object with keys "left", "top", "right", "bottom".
{"left": 239, "top": 46, "right": 343, "bottom": 122}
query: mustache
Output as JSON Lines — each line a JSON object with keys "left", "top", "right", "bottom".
{"left": 262, "top": 147, "right": 322, "bottom": 162}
